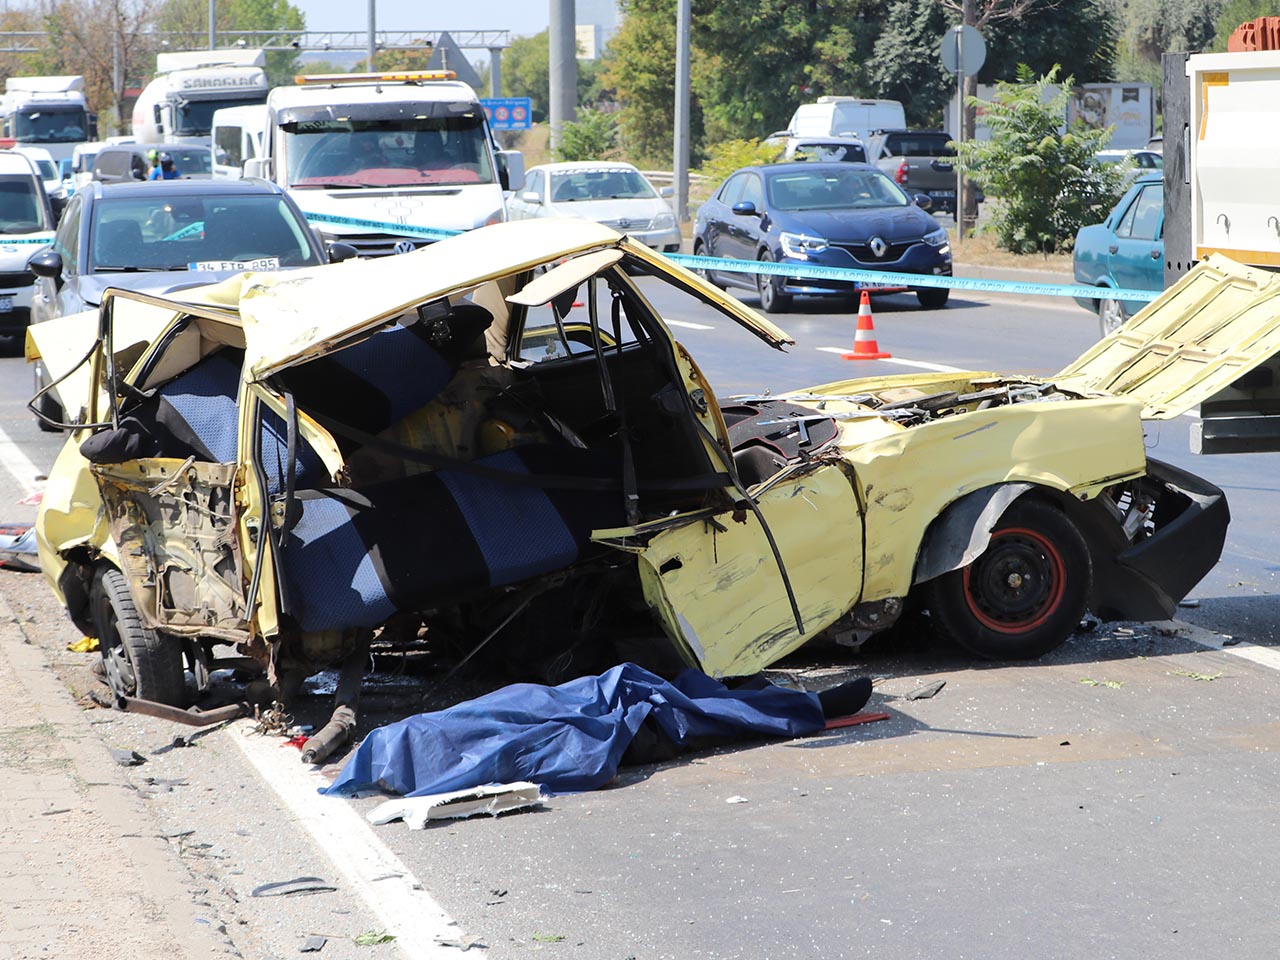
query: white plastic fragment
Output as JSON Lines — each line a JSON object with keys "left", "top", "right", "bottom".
{"left": 367, "top": 782, "right": 544, "bottom": 829}
{"left": 725, "top": 795, "right": 750, "bottom": 804}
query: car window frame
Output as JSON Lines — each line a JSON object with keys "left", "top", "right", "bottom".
{"left": 1115, "top": 183, "right": 1162, "bottom": 242}
{"left": 718, "top": 174, "right": 747, "bottom": 207}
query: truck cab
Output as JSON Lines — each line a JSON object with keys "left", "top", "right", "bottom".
{"left": 0, "top": 76, "right": 95, "bottom": 164}
{"left": 131, "top": 49, "right": 268, "bottom": 145}
{"left": 245, "top": 70, "right": 524, "bottom": 256}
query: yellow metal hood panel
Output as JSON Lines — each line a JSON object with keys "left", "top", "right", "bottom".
{"left": 1055, "top": 254, "right": 1280, "bottom": 419}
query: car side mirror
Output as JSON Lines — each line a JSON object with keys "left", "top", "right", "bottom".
{"left": 520, "top": 191, "right": 541, "bottom": 204}
{"left": 660, "top": 186, "right": 674, "bottom": 198}
{"left": 497, "top": 150, "right": 525, "bottom": 192}
{"left": 29, "top": 249, "right": 64, "bottom": 288}
{"left": 913, "top": 194, "right": 932, "bottom": 210}
{"left": 732, "top": 201, "right": 758, "bottom": 216}
{"left": 327, "top": 241, "right": 359, "bottom": 263}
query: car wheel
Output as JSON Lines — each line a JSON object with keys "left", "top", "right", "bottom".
{"left": 925, "top": 498, "right": 1091, "bottom": 660}
{"left": 692, "top": 241, "right": 719, "bottom": 288}
{"left": 756, "top": 250, "right": 792, "bottom": 314}
{"left": 916, "top": 286, "right": 950, "bottom": 310}
{"left": 1098, "top": 295, "right": 1128, "bottom": 337}
{"left": 91, "top": 566, "right": 187, "bottom": 706}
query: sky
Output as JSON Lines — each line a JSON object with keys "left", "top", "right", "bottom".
{"left": 291, "top": 1, "right": 618, "bottom": 38}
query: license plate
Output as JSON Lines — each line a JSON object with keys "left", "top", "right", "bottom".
{"left": 0, "top": 295, "right": 12, "bottom": 314}
{"left": 189, "top": 257, "right": 281, "bottom": 272}
{"left": 930, "top": 190, "right": 956, "bottom": 198}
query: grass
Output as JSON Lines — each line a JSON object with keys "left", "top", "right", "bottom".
{"left": 946, "top": 228, "right": 1073, "bottom": 272}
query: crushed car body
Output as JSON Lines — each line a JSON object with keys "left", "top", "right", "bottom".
{"left": 28, "top": 221, "right": 1254, "bottom": 761}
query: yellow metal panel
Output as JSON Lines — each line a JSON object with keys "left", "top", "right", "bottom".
{"left": 636, "top": 463, "right": 861, "bottom": 678}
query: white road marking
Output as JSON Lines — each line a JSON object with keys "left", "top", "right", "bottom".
{"left": 234, "top": 729, "right": 473, "bottom": 959}
{"left": 816, "top": 347, "right": 963, "bottom": 373}
{"left": 0, "top": 423, "right": 44, "bottom": 495}
{"left": 1155, "top": 618, "right": 1280, "bottom": 673}
{"left": 666, "top": 318, "right": 715, "bottom": 330}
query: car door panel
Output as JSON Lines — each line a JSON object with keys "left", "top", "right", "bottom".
{"left": 1108, "top": 183, "right": 1163, "bottom": 314}
{"left": 633, "top": 462, "right": 863, "bottom": 678}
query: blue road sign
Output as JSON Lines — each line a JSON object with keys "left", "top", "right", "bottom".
{"left": 481, "top": 97, "right": 533, "bottom": 131}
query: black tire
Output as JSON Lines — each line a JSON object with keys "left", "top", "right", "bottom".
{"left": 917, "top": 286, "right": 950, "bottom": 310}
{"left": 692, "top": 241, "right": 719, "bottom": 288}
{"left": 756, "top": 249, "right": 792, "bottom": 313}
{"left": 925, "top": 498, "right": 1090, "bottom": 660}
{"left": 91, "top": 566, "right": 187, "bottom": 706}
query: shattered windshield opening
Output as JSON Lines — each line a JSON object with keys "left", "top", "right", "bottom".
{"left": 285, "top": 115, "right": 496, "bottom": 189}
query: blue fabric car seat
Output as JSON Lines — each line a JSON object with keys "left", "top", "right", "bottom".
{"left": 279, "top": 445, "right": 625, "bottom": 632}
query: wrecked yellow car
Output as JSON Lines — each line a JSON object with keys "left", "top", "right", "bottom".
{"left": 30, "top": 220, "right": 1244, "bottom": 761}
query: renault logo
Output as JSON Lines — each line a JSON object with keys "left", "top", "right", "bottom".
{"left": 393, "top": 239, "right": 417, "bottom": 255}
{"left": 869, "top": 236, "right": 888, "bottom": 257}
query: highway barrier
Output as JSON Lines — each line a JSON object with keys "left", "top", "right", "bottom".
{"left": 299, "top": 210, "right": 1161, "bottom": 304}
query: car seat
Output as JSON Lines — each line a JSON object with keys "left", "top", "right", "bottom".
{"left": 95, "top": 219, "right": 145, "bottom": 265}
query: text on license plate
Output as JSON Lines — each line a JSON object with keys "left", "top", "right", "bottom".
{"left": 189, "top": 258, "right": 281, "bottom": 272}
{"left": 930, "top": 190, "right": 956, "bottom": 198}
{"left": 0, "top": 294, "right": 13, "bottom": 313}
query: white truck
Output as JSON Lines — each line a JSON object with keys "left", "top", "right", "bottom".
{"left": 131, "top": 49, "right": 268, "bottom": 145}
{"left": 1161, "top": 44, "right": 1280, "bottom": 453}
{"left": 243, "top": 69, "right": 525, "bottom": 257}
{"left": 0, "top": 76, "right": 94, "bottom": 164}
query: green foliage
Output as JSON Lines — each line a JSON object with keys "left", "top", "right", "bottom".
{"left": 1209, "top": 0, "right": 1280, "bottom": 50}
{"left": 1112, "top": 0, "right": 1225, "bottom": 86}
{"left": 696, "top": 138, "right": 783, "bottom": 183}
{"left": 954, "top": 66, "right": 1128, "bottom": 253}
{"left": 553, "top": 108, "right": 619, "bottom": 161}
{"left": 982, "top": 0, "right": 1119, "bottom": 83}
{"left": 151, "top": 0, "right": 305, "bottom": 87}
{"left": 504, "top": 29, "right": 606, "bottom": 123}
{"left": 869, "top": 1, "right": 954, "bottom": 126}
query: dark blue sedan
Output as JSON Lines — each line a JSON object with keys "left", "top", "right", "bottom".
{"left": 1072, "top": 173, "right": 1163, "bottom": 337}
{"left": 692, "top": 161, "right": 953, "bottom": 313}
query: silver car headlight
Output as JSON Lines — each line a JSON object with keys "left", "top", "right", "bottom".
{"left": 780, "top": 231, "right": 828, "bottom": 259}
{"left": 653, "top": 212, "right": 676, "bottom": 230}
{"left": 923, "top": 227, "right": 949, "bottom": 247}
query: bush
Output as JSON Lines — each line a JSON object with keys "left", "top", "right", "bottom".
{"left": 552, "top": 109, "right": 619, "bottom": 162}
{"left": 696, "top": 138, "right": 784, "bottom": 185}
{"left": 954, "top": 65, "right": 1128, "bottom": 254}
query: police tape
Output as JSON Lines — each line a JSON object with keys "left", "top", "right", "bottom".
{"left": 300, "top": 209, "right": 1159, "bottom": 304}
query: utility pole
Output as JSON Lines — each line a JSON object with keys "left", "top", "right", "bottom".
{"left": 488, "top": 46, "right": 502, "bottom": 98}
{"left": 961, "top": 0, "right": 978, "bottom": 235}
{"left": 208, "top": 0, "right": 215, "bottom": 50}
{"left": 673, "top": 0, "right": 690, "bottom": 224}
{"left": 367, "top": 0, "right": 376, "bottom": 70}
{"left": 548, "top": 0, "right": 576, "bottom": 154}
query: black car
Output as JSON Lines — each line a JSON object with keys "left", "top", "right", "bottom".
{"left": 692, "top": 161, "right": 953, "bottom": 312}
{"left": 27, "top": 177, "right": 356, "bottom": 429}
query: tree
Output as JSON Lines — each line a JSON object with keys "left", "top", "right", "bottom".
{"left": 152, "top": 0, "right": 305, "bottom": 87}
{"left": 504, "top": 28, "right": 606, "bottom": 122}
{"left": 954, "top": 65, "right": 1127, "bottom": 253}
{"left": 1111, "top": 0, "right": 1224, "bottom": 85}
{"left": 553, "top": 108, "right": 619, "bottom": 161}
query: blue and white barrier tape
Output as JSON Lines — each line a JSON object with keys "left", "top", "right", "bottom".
{"left": 301, "top": 210, "right": 1158, "bottom": 304}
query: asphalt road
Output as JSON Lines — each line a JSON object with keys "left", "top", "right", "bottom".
{"left": 2, "top": 285, "right": 1279, "bottom": 959}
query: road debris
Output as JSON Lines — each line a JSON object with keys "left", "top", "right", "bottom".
{"left": 353, "top": 931, "right": 396, "bottom": 946}
{"left": 905, "top": 679, "right": 946, "bottom": 700}
{"left": 250, "top": 876, "right": 337, "bottom": 898}
{"left": 726, "top": 795, "right": 750, "bottom": 804}
{"left": 1080, "top": 678, "right": 1125, "bottom": 689}
{"left": 66, "top": 636, "right": 99, "bottom": 653}
{"left": 111, "top": 747, "right": 147, "bottom": 766}
{"left": 368, "top": 782, "right": 544, "bottom": 829}
{"left": 1171, "top": 670, "right": 1224, "bottom": 681}
{"left": 437, "top": 933, "right": 487, "bottom": 950}
{"left": 300, "top": 935, "right": 327, "bottom": 953}
{"left": 0, "top": 524, "right": 39, "bottom": 571}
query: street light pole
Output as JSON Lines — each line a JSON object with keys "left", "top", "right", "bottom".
{"left": 208, "top": 0, "right": 215, "bottom": 49}
{"left": 367, "top": 0, "right": 376, "bottom": 70}
{"left": 673, "top": 0, "right": 690, "bottom": 225}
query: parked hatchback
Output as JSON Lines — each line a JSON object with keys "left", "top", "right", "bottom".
{"left": 693, "top": 161, "right": 952, "bottom": 312}
{"left": 1073, "top": 173, "right": 1163, "bottom": 337}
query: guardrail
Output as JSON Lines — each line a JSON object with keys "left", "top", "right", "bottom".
{"left": 300, "top": 209, "right": 1160, "bottom": 304}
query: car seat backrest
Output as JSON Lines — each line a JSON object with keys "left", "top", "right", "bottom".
{"left": 95, "top": 219, "right": 144, "bottom": 264}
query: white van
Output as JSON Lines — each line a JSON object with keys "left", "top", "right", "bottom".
{"left": 787, "top": 97, "right": 907, "bottom": 142}
{"left": 211, "top": 104, "right": 267, "bottom": 178}
{"left": 0, "top": 150, "right": 55, "bottom": 334}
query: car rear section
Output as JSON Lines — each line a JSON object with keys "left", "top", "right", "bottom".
{"left": 870, "top": 131, "right": 977, "bottom": 217}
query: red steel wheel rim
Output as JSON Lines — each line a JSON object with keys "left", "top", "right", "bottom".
{"left": 962, "top": 526, "right": 1067, "bottom": 634}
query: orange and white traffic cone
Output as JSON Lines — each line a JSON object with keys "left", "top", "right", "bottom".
{"left": 841, "top": 291, "right": 891, "bottom": 360}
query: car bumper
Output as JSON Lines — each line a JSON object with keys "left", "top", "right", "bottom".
{"left": 0, "top": 283, "right": 35, "bottom": 333}
{"left": 629, "top": 227, "right": 684, "bottom": 253}
{"left": 1088, "top": 457, "right": 1229, "bottom": 622}
{"left": 777, "top": 248, "right": 953, "bottom": 296}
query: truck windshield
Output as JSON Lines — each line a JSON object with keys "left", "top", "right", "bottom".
{"left": 13, "top": 107, "right": 88, "bottom": 143}
{"left": 175, "top": 97, "right": 265, "bottom": 138}
{"left": 285, "top": 116, "right": 495, "bottom": 189}
{"left": 0, "top": 175, "right": 47, "bottom": 232}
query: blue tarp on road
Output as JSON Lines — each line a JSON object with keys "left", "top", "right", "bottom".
{"left": 322, "top": 662, "right": 827, "bottom": 797}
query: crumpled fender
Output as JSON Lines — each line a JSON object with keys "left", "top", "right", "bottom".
{"left": 911, "top": 482, "right": 1034, "bottom": 586}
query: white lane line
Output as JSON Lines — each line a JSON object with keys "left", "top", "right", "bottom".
{"left": 1155, "top": 618, "right": 1280, "bottom": 673}
{"left": 816, "top": 347, "right": 963, "bottom": 373}
{"left": 0, "top": 423, "right": 43, "bottom": 495}
{"left": 234, "top": 729, "right": 473, "bottom": 959}
{"left": 666, "top": 318, "right": 715, "bottom": 330}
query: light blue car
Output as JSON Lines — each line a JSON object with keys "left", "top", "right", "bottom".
{"left": 1073, "top": 173, "right": 1163, "bottom": 337}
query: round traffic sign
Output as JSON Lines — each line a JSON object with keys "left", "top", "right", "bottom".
{"left": 940, "top": 25, "right": 986, "bottom": 76}
{"left": 496, "top": 106, "right": 510, "bottom": 121}
{"left": 513, "top": 105, "right": 527, "bottom": 121}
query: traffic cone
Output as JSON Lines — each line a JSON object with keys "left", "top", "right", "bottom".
{"left": 841, "top": 291, "right": 891, "bottom": 360}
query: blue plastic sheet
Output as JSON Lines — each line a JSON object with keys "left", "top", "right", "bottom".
{"left": 323, "top": 662, "right": 826, "bottom": 797}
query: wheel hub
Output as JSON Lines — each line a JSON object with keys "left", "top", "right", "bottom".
{"left": 966, "top": 530, "right": 1060, "bottom": 627}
